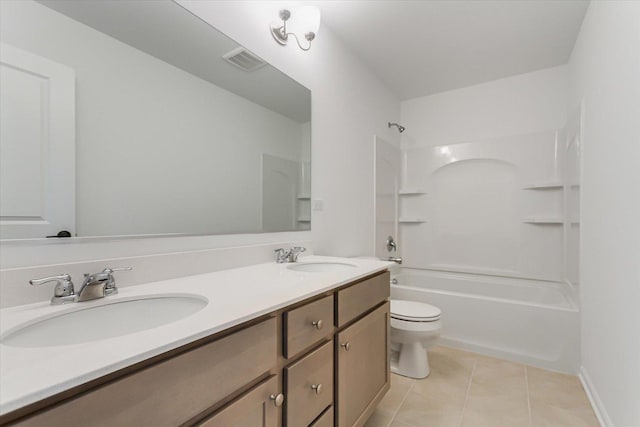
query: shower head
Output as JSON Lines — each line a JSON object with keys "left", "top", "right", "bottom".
{"left": 388, "top": 122, "right": 406, "bottom": 133}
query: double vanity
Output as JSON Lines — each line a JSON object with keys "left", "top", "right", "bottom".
{"left": 0, "top": 257, "right": 392, "bottom": 426}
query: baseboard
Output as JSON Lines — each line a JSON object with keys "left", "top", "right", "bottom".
{"left": 579, "top": 366, "right": 613, "bottom": 427}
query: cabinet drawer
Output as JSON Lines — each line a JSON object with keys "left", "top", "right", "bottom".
{"left": 285, "top": 340, "right": 333, "bottom": 427}
{"left": 337, "top": 271, "right": 390, "bottom": 327}
{"left": 284, "top": 295, "right": 334, "bottom": 358}
{"left": 14, "top": 317, "right": 278, "bottom": 427}
{"left": 310, "top": 406, "right": 334, "bottom": 427}
{"left": 197, "top": 375, "right": 280, "bottom": 427}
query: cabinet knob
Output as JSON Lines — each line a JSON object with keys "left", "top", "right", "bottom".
{"left": 311, "top": 319, "right": 323, "bottom": 330}
{"left": 311, "top": 383, "right": 322, "bottom": 395}
{"left": 269, "top": 393, "right": 284, "bottom": 407}
{"left": 340, "top": 342, "right": 351, "bottom": 351}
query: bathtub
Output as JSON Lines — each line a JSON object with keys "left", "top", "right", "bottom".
{"left": 391, "top": 268, "right": 580, "bottom": 373}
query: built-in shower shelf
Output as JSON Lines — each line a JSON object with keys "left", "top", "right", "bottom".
{"left": 296, "top": 216, "right": 311, "bottom": 222}
{"left": 398, "top": 188, "right": 426, "bottom": 195}
{"left": 522, "top": 182, "right": 563, "bottom": 189}
{"left": 398, "top": 217, "right": 427, "bottom": 223}
{"left": 522, "top": 217, "right": 563, "bottom": 224}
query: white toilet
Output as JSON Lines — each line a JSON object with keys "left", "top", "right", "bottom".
{"left": 390, "top": 299, "right": 442, "bottom": 379}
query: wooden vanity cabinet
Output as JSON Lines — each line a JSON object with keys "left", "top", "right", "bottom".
{"left": 7, "top": 317, "right": 279, "bottom": 427}
{"left": 336, "top": 302, "right": 390, "bottom": 427}
{"left": 196, "top": 375, "right": 281, "bottom": 427}
{"left": 2, "top": 270, "right": 390, "bottom": 427}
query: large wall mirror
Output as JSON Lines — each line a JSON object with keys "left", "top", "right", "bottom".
{"left": 0, "top": 0, "right": 311, "bottom": 240}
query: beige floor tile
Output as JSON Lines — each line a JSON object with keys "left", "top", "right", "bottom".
{"left": 527, "top": 366, "right": 592, "bottom": 408}
{"left": 394, "top": 390, "right": 464, "bottom": 427}
{"left": 461, "top": 356, "right": 530, "bottom": 427}
{"left": 530, "top": 402, "right": 600, "bottom": 427}
{"left": 527, "top": 367, "right": 599, "bottom": 427}
{"left": 429, "top": 347, "right": 476, "bottom": 379}
{"left": 364, "top": 374, "right": 415, "bottom": 427}
{"left": 389, "top": 420, "right": 416, "bottom": 427}
{"left": 364, "top": 409, "right": 394, "bottom": 427}
{"left": 460, "top": 405, "right": 530, "bottom": 427}
{"left": 375, "top": 347, "right": 599, "bottom": 427}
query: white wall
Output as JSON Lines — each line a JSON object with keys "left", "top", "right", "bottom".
{"left": 568, "top": 2, "right": 640, "bottom": 426}
{"left": 1, "top": 0, "right": 304, "bottom": 237}
{"left": 401, "top": 65, "right": 568, "bottom": 147}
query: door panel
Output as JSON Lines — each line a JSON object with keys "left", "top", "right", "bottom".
{"left": 0, "top": 43, "right": 75, "bottom": 239}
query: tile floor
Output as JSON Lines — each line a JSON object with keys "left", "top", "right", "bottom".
{"left": 365, "top": 346, "right": 600, "bottom": 427}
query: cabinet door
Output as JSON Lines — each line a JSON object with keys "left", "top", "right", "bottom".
{"left": 198, "top": 376, "right": 281, "bottom": 427}
{"left": 336, "top": 302, "right": 390, "bottom": 427}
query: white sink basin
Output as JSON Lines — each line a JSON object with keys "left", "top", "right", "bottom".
{"left": 287, "top": 262, "right": 358, "bottom": 273}
{"left": 1, "top": 295, "right": 207, "bottom": 348}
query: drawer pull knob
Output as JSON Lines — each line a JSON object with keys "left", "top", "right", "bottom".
{"left": 340, "top": 342, "right": 351, "bottom": 351}
{"left": 311, "top": 319, "right": 323, "bottom": 330}
{"left": 311, "top": 384, "right": 323, "bottom": 395}
{"left": 269, "top": 393, "right": 285, "bottom": 407}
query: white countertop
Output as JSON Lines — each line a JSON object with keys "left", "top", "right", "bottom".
{"left": 0, "top": 256, "right": 391, "bottom": 416}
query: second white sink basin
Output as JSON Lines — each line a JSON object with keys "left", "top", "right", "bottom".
{"left": 1, "top": 295, "right": 207, "bottom": 348}
{"left": 287, "top": 262, "right": 358, "bottom": 273}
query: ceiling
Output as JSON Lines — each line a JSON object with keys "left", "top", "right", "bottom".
{"left": 313, "top": 0, "right": 589, "bottom": 100}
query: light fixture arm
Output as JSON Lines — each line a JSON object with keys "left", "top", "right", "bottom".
{"left": 270, "top": 9, "right": 317, "bottom": 51}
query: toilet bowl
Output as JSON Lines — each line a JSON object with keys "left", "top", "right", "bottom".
{"left": 390, "top": 299, "right": 442, "bottom": 379}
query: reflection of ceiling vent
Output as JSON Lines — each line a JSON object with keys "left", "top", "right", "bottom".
{"left": 223, "top": 47, "right": 267, "bottom": 72}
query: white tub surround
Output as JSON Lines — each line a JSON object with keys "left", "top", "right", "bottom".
{"left": 391, "top": 268, "right": 579, "bottom": 373}
{"left": 0, "top": 256, "right": 392, "bottom": 415}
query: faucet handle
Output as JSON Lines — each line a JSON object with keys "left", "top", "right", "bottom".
{"left": 288, "top": 247, "right": 306, "bottom": 262}
{"left": 274, "top": 248, "right": 287, "bottom": 263}
{"left": 29, "top": 274, "right": 76, "bottom": 305}
{"left": 102, "top": 267, "right": 133, "bottom": 274}
{"left": 101, "top": 267, "right": 132, "bottom": 295}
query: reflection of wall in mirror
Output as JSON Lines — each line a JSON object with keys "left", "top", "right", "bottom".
{"left": 0, "top": 0, "right": 307, "bottom": 237}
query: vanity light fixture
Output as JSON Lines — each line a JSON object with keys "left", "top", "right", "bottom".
{"left": 270, "top": 6, "right": 321, "bottom": 51}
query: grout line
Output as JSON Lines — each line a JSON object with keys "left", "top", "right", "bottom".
{"left": 386, "top": 377, "right": 416, "bottom": 427}
{"left": 525, "top": 366, "right": 533, "bottom": 427}
{"left": 457, "top": 360, "right": 477, "bottom": 427}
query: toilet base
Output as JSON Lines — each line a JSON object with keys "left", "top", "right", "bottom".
{"left": 390, "top": 342, "right": 431, "bottom": 379}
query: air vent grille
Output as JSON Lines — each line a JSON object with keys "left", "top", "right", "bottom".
{"left": 223, "top": 47, "right": 266, "bottom": 72}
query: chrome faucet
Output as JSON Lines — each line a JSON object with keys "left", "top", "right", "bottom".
{"left": 29, "top": 274, "right": 77, "bottom": 305}
{"left": 274, "top": 247, "right": 307, "bottom": 263}
{"left": 77, "top": 267, "right": 132, "bottom": 302}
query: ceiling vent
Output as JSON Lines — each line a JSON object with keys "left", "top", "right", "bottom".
{"left": 222, "top": 47, "right": 267, "bottom": 72}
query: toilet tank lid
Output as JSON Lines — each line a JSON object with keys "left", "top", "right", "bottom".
{"left": 390, "top": 299, "right": 441, "bottom": 320}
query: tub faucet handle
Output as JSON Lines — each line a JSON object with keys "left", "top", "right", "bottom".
{"left": 386, "top": 236, "right": 397, "bottom": 252}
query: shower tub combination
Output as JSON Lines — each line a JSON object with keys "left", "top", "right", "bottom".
{"left": 391, "top": 268, "right": 580, "bottom": 373}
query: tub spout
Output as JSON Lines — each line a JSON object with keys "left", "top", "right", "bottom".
{"left": 387, "top": 257, "right": 403, "bottom": 264}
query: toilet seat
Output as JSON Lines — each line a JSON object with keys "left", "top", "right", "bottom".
{"left": 391, "top": 300, "right": 441, "bottom": 322}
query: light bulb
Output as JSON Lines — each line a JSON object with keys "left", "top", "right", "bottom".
{"left": 288, "top": 6, "right": 321, "bottom": 40}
